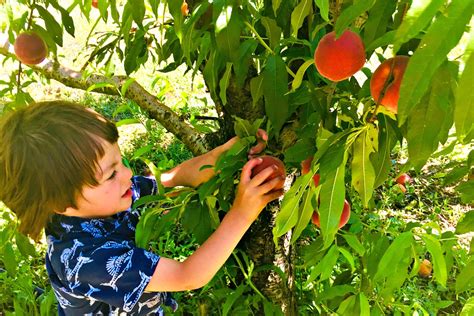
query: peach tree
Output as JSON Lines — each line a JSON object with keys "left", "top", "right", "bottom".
{"left": 1, "top": 0, "right": 473, "bottom": 314}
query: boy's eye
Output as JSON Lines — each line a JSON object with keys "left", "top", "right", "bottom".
{"left": 108, "top": 171, "right": 117, "bottom": 180}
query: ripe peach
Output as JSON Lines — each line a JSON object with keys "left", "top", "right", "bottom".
{"left": 314, "top": 30, "right": 366, "bottom": 82}
{"left": 300, "top": 156, "right": 320, "bottom": 187}
{"left": 312, "top": 199, "right": 351, "bottom": 229}
{"left": 396, "top": 173, "right": 412, "bottom": 186}
{"left": 418, "top": 259, "right": 432, "bottom": 278}
{"left": 370, "top": 56, "right": 409, "bottom": 113}
{"left": 181, "top": 1, "right": 189, "bottom": 16}
{"left": 13, "top": 31, "right": 48, "bottom": 65}
{"left": 251, "top": 156, "right": 286, "bottom": 190}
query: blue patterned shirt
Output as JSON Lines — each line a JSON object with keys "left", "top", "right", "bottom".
{"left": 45, "top": 176, "right": 178, "bottom": 315}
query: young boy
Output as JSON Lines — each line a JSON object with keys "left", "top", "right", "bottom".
{"left": 0, "top": 101, "right": 284, "bottom": 315}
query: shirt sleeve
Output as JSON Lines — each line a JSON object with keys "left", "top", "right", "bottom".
{"left": 69, "top": 241, "right": 162, "bottom": 313}
{"left": 131, "top": 175, "right": 158, "bottom": 200}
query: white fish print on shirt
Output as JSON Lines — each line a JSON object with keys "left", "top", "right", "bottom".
{"left": 68, "top": 253, "right": 93, "bottom": 290}
{"left": 85, "top": 284, "right": 101, "bottom": 306}
{"left": 60, "top": 239, "right": 84, "bottom": 273}
{"left": 91, "top": 241, "right": 130, "bottom": 255}
{"left": 81, "top": 220, "right": 106, "bottom": 238}
{"left": 101, "top": 250, "right": 134, "bottom": 291}
{"left": 123, "top": 271, "right": 151, "bottom": 312}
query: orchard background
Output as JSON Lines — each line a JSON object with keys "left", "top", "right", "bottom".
{"left": 0, "top": 0, "right": 473, "bottom": 315}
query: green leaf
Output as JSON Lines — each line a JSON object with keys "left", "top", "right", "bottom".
{"left": 216, "top": 7, "right": 241, "bottom": 63}
{"left": 15, "top": 232, "right": 36, "bottom": 258}
{"left": 456, "top": 259, "right": 474, "bottom": 294}
{"left": 337, "top": 295, "right": 357, "bottom": 315}
{"left": 314, "top": 285, "right": 355, "bottom": 303}
{"left": 456, "top": 180, "right": 474, "bottom": 204}
{"left": 360, "top": 293, "right": 371, "bottom": 315}
{"left": 455, "top": 32, "right": 474, "bottom": 143}
{"left": 291, "top": 186, "right": 318, "bottom": 243}
{"left": 363, "top": 0, "right": 396, "bottom": 47}
{"left": 374, "top": 232, "right": 413, "bottom": 282}
{"left": 365, "top": 30, "right": 396, "bottom": 52}
{"left": 273, "top": 173, "right": 312, "bottom": 243}
{"left": 406, "top": 62, "right": 456, "bottom": 171}
{"left": 351, "top": 127, "right": 376, "bottom": 207}
{"left": 35, "top": 5, "right": 63, "bottom": 46}
{"left": 315, "top": 0, "right": 329, "bottom": 22}
{"left": 261, "top": 17, "right": 282, "bottom": 50}
{"left": 263, "top": 55, "right": 289, "bottom": 133}
{"left": 371, "top": 116, "right": 397, "bottom": 188}
{"left": 222, "top": 284, "right": 248, "bottom": 316}
{"left": 398, "top": 0, "right": 474, "bottom": 125}
{"left": 318, "top": 142, "right": 348, "bottom": 248}
{"left": 291, "top": 59, "right": 314, "bottom": 91}
{"left": 272, "top": 0, "right": 283, "bottom": 16}
{"left": 342, "top": 233, "right": 365, "bottom": 256}
{"left": 2, "top": 242, "right": 17, "bottom": 275}
{"left": 339, "top": 247, "right": 356, "bottom": 272}
{"left": 461, "top": 296, "right": 474, "bottom": 315}
{"left": 120, "top": 78, "right": 136, "bottom": 96}
{"left": 335, "top": 0, "right": 377, "bottom": 37}
{"left": 291, "top": 0, "right": 312, "bottom": 38}
{"left": 115, "top": 118, "right": 140, "bottom": 127}
{"left": 219, "top": 62, "right": 233, "bottom": 105}
{"left": 456, "top": 210, "right": 474, "bottom": 235}
{"left": 304, "top": 245, "right": 339, "bottom": 285}
{"left": 250, "top": 73, "right": 264, "bottom": 107}
{"left": 392, "top": 0, "right": 445, "bottom": 53}
{"left": 422, "top": 234, "right": 447, "bottom": 287}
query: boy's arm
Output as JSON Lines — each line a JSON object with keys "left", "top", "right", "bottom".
{"left": 160, "top": 136, "right": 238, "bottom": 188}
{"left": 145, "top": 158, "right": 283, "bottom": 292}
{"left": 160, "top": 129, "right": 268, "bottom": 189}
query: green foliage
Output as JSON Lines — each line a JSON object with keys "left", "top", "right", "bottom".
{"left": 0, "top": 0, "right": 473, "bottom": 314}
{"left": 0, "top": 205, "right": 56, "bottom": 315}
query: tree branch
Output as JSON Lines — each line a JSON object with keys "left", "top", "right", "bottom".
{"left": 0, "top": 46, "right": 210, "bottom": 156}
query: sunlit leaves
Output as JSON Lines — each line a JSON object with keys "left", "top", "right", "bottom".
{"left": 263, "top": 55, "right": 289, "bottom": 133}
{"left": 351, "top": 125, "right": 377, "bottom": 207}
{"left": 398, "top": 0, "right": 474, "bottom": 125}
{"left": 392, "top": 0, "right": 445, "bottom": 54}
{"left": 406, "top": 62, "right": 456, "bottom": 171}
{"left": 291, "top": 0, "right": 311, "bottom": 38}
{"left": 455, "top": 31, "right": 474, "bottom": 143}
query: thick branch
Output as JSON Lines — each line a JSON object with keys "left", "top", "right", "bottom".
{"left": 0, "top": 46, "right": 209, "bottom": 156}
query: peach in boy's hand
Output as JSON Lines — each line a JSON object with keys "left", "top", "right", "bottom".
{"left": 233, "top": 158, "right": 284, "bottom": 222}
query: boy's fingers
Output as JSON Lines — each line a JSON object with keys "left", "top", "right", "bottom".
{"left": 265, "top": 189, "right": 284, "bottom": 203}
{"left": 256, "top": 129, "right": 268, "bottom": 141}
{"left": 259, "top": 176, "right": 285, "bottom": 194}
{"left": 250, "top": 165, "right": 278, "bottom": 186}
{"left": 241, "top": 158, "right": 263, "bottom": 183}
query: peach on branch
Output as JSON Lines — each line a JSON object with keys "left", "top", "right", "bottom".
{"left": 418, "top": 259, "right": 432, "bottom": 278}
{"left": 312, "top": 199, "right": 351, "bottom": 229}
{"left": 396, "top": 173, "right": 412, "bottom": 186}
{"left": 13, "top": 31, "right": 48, "bottom": 65}
{"left": 370, "top": 56, "right": 409, "bottom": 114}
{"left": 251, "top": 156, "right": 286, "bottom": 190}
{"left": 314, "top": 30, "right": 366, "bottom": 82}
{"left": 300, "top": 156, "right": 320, "bottom": 187}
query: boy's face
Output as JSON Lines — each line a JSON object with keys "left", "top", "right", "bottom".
{"left": 63, "top": 141, "right": 133, "bottom": 218}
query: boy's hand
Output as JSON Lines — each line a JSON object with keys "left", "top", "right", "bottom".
{"left": 248, "top": 129, "right": 268, "bottom": 158}
{"left": 232, "top": 157, "right": 284, "bottom": 223}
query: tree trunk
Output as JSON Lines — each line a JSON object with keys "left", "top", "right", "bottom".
{"left": 218, "top": 75, "right": 297, "bottom": 314}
